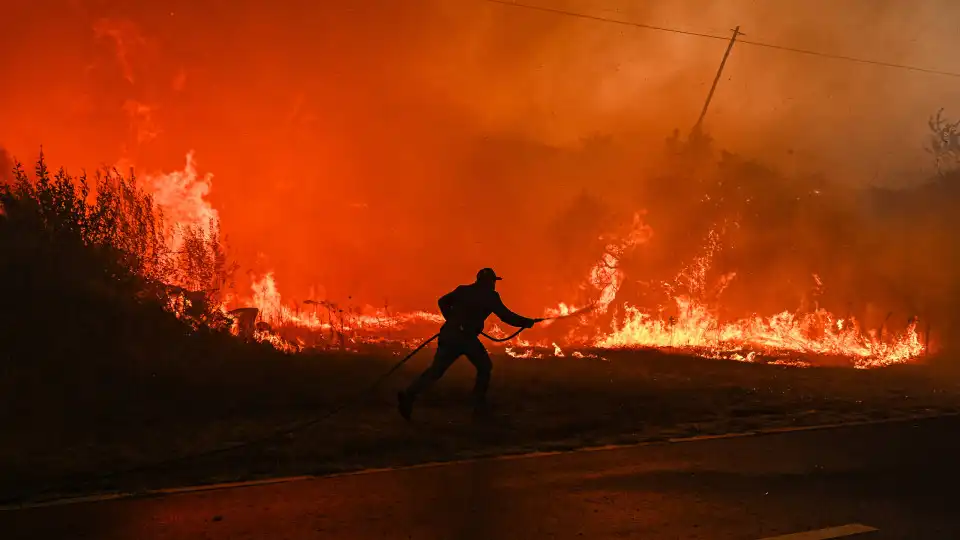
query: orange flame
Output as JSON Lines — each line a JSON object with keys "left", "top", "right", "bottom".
{"left": 143, "top": 153, "right": 928, "bottom": 365}
{"left": 144, "top": 151, "right": 218, "bottom": 253}
{"left": 543, "top": 222, "right": 925, "bottom": 368}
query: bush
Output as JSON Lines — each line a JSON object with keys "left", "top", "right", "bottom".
{"left": 0, "top": 153, "right": 239, "bottom": 370}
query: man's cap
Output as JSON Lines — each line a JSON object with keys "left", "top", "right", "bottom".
{"left": 476, "top": 268, "right": 503, "bottom": 282}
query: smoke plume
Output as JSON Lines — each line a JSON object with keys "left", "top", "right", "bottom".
{"left": 2, "top": 0, "right": 959, "bottom": 316}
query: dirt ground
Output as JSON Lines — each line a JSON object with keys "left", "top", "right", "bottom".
{"left": 4, "top": 347, "right": 960, "bottom": 505}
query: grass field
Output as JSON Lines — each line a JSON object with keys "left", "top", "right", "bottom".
{"left": 4, "top": 346, "right": 960, "bottom": 505}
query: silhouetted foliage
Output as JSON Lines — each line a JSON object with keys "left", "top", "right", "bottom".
{"left": 0, "top": 152, "right": 243, "bottom": 370}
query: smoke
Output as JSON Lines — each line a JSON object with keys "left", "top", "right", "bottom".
{"left": 414, "top": 0, "right": 960, "bottom": 180}
{"left": 2, "top": 0, "right": 959, "bottom": 315}
{"left": 92, "top": 17, "right": 146, "bottom": 85}
{"left": 0, "top": 147, "right": 11, "bottom": 184}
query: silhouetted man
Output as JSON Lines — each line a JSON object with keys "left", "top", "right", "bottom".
{"left": 398, "top": 268, "right": 539, "bottom": 420}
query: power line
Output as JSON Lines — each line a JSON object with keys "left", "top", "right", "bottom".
{"left": 481, "top": 0, "right": 960, "bottom": 79}
{"left": 736, "top": 39, "right": 960, "bottom": 78}
{"left": 483, "top": 0, "right": 730, "bottom": 42}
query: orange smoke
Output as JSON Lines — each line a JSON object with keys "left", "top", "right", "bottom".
{"left": 3, "top": 1, "right": 951, "bottom": 364}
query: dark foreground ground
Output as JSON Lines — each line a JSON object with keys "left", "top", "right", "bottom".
{"left": 4, "top": 347, "right": 960, "bottom": 505}
{"left": 5, "top": 415, "right": 960, "bottom": 539}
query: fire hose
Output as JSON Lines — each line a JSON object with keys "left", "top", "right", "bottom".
{"left": 15, "top": 308, "right": 593, "bottom": 503}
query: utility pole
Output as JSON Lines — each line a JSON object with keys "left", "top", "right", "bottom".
{"left": 692, "top": 26, "right": 742, "bottom": 135}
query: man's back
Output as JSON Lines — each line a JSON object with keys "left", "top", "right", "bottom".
{"left": 438, "top": 283, "right": 532, "bottom": 336}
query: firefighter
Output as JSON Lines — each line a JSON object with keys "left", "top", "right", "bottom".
{"left": 398, "top": 268, "right": 539, "bottom": 420}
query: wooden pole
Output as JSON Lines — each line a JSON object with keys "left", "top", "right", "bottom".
{"left": 693, "top": 26, "right": 742, "bottom": 135}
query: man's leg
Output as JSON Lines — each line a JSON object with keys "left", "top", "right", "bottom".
{"left": 399, "top": 339, "right": 461, "bottom": 419}
{"left": 463, "top": 338, "right": 493, "bottom": 409}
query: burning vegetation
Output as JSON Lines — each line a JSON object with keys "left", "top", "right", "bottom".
{"left": 195, "top": 122, "right": 940, "bottom": 369}
{"left": 5, "top": 2, "right": 960, "bottom": 379}
{"left": 4, "top": 117, "right": 938, "bottom": 370}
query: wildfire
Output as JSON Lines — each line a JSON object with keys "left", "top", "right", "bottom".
{"left": 240, "top": 272, "right": 443, "bottom": 352}
{"left": 572, "top": 351, "right": 607, "bottom": 361}
{"left": 142, "top": 152, "right": 927, "bottom": 368}
{"left": 598, "top": 300, "right": 923, "bottom": 369}
{"left": 143, "top": 151, "right": 218, "bottom": 253}
{"left": 541, "top": 222, "right": 925, "bottom": 368}
{"left": 588, "top": 212, "right": 654, "bottom": 314}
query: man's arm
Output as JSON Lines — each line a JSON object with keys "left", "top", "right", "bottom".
{"left": 491, "top": 292, "right": 537, "bottom": 328}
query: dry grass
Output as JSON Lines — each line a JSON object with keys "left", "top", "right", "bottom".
{"left": 4, "top": 347, "right": 960, "bottom": 504}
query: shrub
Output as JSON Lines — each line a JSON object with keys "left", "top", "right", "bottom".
{"left": 0, "top": 152, "right": 238, "bottom": 367}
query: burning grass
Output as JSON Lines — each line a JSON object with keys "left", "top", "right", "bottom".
{"left": 237, "top": 227, "right": 927, "bottom": 369}
{"left": 62, "top": 145, "right": 922, "bottom": 368}
{"left": 2, "top": 144, "right": 917, "bottom": 369}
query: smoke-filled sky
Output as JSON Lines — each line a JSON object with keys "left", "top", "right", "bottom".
{"left": 3, "top": 0, "right": 960, "bottom": 311}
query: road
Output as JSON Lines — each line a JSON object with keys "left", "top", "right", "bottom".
{"left": 4, "top": 416, "right": 960, "bottom": 539}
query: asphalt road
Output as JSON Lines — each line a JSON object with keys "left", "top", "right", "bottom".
{"left": 4, "top": 416, "right": 960, "bottom": 540}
